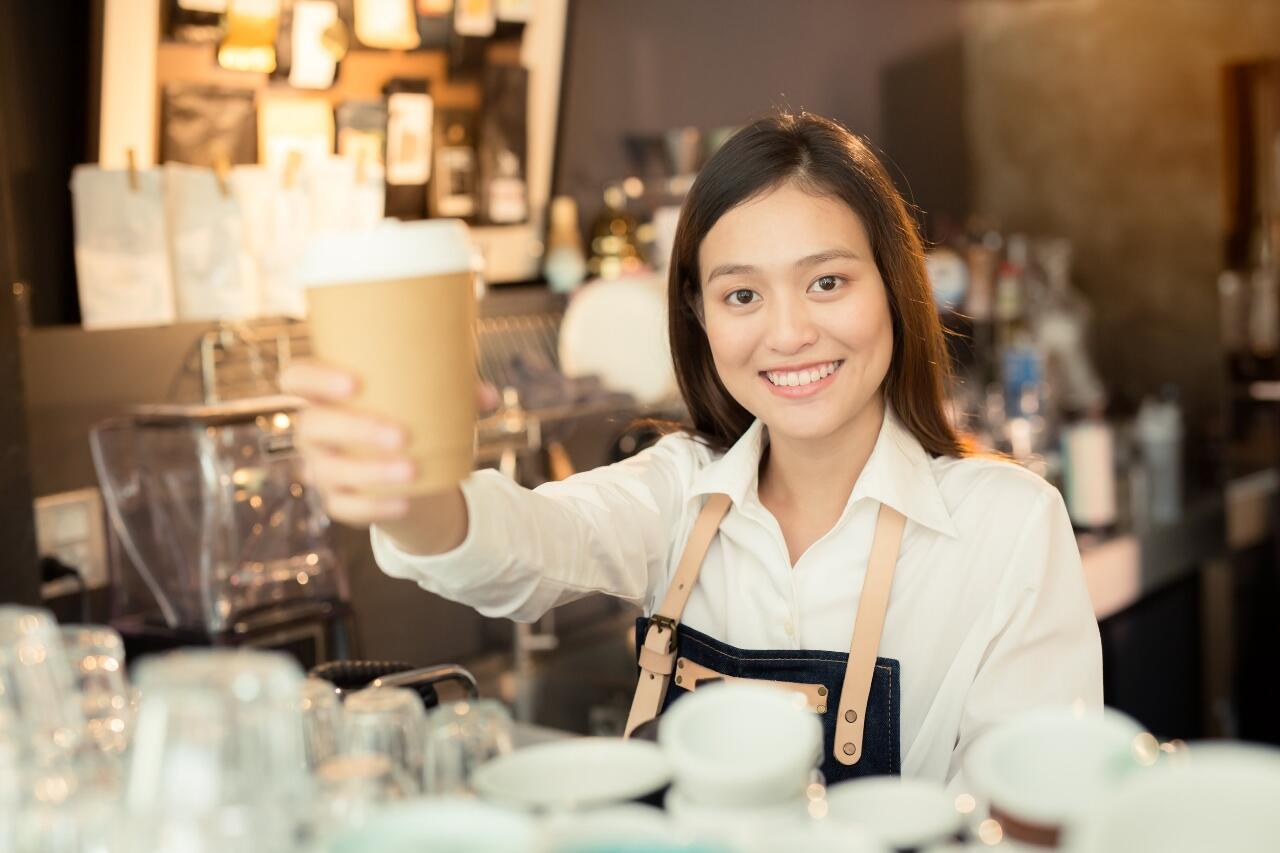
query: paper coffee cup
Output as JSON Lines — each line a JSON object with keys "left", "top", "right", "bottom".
{"left": 299, "top": 219, "right": 478, "bottom": 496}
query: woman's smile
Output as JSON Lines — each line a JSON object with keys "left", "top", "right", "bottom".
{"left": 759, "top": 358, "right": 845, "bottom": 397}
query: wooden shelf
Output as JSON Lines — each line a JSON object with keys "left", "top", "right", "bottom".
{"left": 155, "top": 40, "right": 487, "bottom": 109}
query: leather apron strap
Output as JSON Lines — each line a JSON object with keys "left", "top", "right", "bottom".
{"left": 624, "top": 492, "right": 732, "bottom": 737}
{"left": 833, "top": 503, "right": 907, "bottom": 766}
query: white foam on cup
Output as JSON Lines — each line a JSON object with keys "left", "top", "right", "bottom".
{"left": 297, "top": 219, "right": 476, "bottom": 288}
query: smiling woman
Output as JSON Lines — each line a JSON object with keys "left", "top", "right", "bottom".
{"left": 288, "top": 109, "right": 1102, "bottom": 791}
{"left": 667, "top": 111, "right": 966, "bottom": 460}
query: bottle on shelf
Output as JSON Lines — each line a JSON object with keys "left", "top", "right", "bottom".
{"left": 543, "top": 196, "right": 587, "bottom": 294}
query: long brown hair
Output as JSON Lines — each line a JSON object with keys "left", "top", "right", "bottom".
{"left": 667, "top": 110, "right": 968, "bottom": 458}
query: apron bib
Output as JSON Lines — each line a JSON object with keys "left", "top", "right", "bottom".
{"left": 625, "top": 493, "right": 907, "bottom": 783}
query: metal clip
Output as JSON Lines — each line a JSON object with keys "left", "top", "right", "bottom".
{"left": 646, "top": 614, "right": 679, "bottom": 653}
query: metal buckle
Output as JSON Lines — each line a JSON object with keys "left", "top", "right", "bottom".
{"left": 646, "top": 614, "right": 679, "bottom": 654}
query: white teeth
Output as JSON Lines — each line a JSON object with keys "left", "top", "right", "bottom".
{"left": 766, "top": 360, "right": 841, "bottom": 387}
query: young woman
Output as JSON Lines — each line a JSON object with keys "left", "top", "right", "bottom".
{"left": 282, "top": 112, "right": 1102, "bottom": 789}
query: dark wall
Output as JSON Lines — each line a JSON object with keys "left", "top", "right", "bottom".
{"left": 0, "top": 0, "right": 42, "bottom": 605}
{"left": 553, "top": 0, "right": 966, "bottom": 237}
{"left": 965, "top": 0, "right": 1280, "bottom": 435}
{"left": 0, "top": 0, "right": 93, "bottom": 326}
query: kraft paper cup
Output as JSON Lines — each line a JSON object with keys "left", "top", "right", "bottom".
{"left": 299, "top": 220, "right": 478, "bottom": 497}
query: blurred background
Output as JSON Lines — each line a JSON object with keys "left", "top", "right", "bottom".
{"left": 1, "top": 0, "right": 1278, "bottom": 746}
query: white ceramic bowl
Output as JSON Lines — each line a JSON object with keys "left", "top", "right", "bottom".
{"left": 825, "top": 777, "right": 963, "bottom": 848}
{"left": 471, "top": 737, "right": 671, "bottom": 811}
{"left": 658, "top": 682, "right": 822, "bottom": 808}
{"left": 328, "top": 797, "right": 536, "bottom": 852}
{"left": 963, "top": 706, "right": 1147, "bottom": 830}
{"left": 1062, "top": 742, "right": 1280, "bottom": 853}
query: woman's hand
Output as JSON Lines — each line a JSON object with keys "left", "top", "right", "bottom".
{"left": 281, "top": 361, "right": 498, "bottom": 542}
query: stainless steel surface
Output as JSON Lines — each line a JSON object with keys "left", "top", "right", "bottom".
{"left": 371, "top": 663, "right": 480, "bottom": 699}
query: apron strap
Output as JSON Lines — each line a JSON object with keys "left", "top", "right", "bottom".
{"left": 624, "top": 492, "right": 732, "bottom": 737}
{"left": 833, "top": 502, "right": 907, "bottom": 766}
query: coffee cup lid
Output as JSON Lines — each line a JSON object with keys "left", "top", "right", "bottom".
{"left": 297, "top": 219, "right": 477, "bottom": 288}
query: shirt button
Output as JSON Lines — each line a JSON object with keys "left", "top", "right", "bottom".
{"left": 783, "top": 619, "right": 795, "bottom": 637}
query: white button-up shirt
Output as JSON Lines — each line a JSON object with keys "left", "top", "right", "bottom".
{"left": 372, "top": 407, "right": 1103, "bottom": 789}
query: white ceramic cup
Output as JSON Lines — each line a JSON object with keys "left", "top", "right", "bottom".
{"left": 658, "top": 681, "right": 822, "bottom": 808}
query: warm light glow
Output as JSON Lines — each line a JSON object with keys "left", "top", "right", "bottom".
{"left": 978, "top": 819, "right": 1004, "bottom": 846}
{"left": 296, "top": 572, "right": 309, "bottom": 585}
{"left": 955, "top": 793, "right": 977, "bottom": 814}
{"left": 18, "top": 645, "right": 47, "bottom": 666}
{"left": 33, "top": 775, "right": 71, "bottom": 804}
{"left": 806, "top": 782, "right": 826, "bottom": 801}
{"left": 1133, "top": 732, "right": 1160, "bottom": 766}
{"left": 807, "top": 799, "right": 829, "bottom": 819}
{"left": 272, "top": 412, "right": 291, "bottom": 430}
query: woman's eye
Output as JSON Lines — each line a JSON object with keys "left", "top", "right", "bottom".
{"left": 726, "top": 289, "right": 759, "bottom": 306}
{"left": 808, "top": 275, "right": 844, "bottom": 293}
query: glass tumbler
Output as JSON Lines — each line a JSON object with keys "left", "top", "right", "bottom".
{"left": 424, "top": 699, "right": 514, "bottom": 795}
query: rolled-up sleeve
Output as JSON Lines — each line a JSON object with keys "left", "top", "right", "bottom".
{"left": 946, "top": 487, "right": 1104, "bottom": 790}
{"left": 370, "top": 433, "right": 698, "bottom": 623}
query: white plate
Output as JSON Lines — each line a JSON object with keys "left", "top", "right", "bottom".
{"left": 472, "top": 736, "right": 671, "bottom": 811}
{"left": 825, "top": 776, "right": 962, "bottom": 847}
{"left": 542, "top": 804, "right": 680, "bottom": 849}
{"left": 557, "top": 274, "right": 679, "bottom": 405}
{"left": 664, "top": 785, "right": 813, "bottom": 847}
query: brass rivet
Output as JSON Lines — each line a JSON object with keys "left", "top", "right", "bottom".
{"left": 817, "top": 686, "right": 827, "bottom": 697}
{"left": 678, "top": 660, "right": 684, "bottom": 669}
{"left": 816, "top": 704, "right": 827, "bottom": 714}
{"left": 845, "top": 710, "right": 857, "bottom": 723}
{"left": 648, "top": 673, "right": 655, "bottom": 680}
{"left": 842, "top": 743, "right": 856, "bottom": 756}
{"left": 675, "top": 675, "right": 683, "bottom": 685}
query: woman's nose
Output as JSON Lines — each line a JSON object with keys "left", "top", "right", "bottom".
{"left": 764, "top": 295, "right": 818, "bottom": 354}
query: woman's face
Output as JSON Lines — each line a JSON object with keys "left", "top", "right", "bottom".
{"left": 698, "top": 181, "right": 893, "bottom": 445}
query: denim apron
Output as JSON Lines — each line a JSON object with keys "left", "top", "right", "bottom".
{"left": 625, "top": 493, "right": 906, "bottom": 784}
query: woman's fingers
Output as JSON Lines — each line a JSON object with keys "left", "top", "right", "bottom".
{"left": 280, "top": 361, "right": 359, "bottom": 403}
{"left": 295, "top": 406, "right": 407, "bottom": 455}
{"left": 478, "top": 381, "right": 500, "bottom": 414}
{"left": 319, "top": 491, "right": 411, "bottom": 527}
{"left": 305, "top": 449, "right": 416, "bottom": 493}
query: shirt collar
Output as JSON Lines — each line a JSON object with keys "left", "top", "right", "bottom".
{"left": 690, "top": 405, "right": 960, "bottom": 540}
